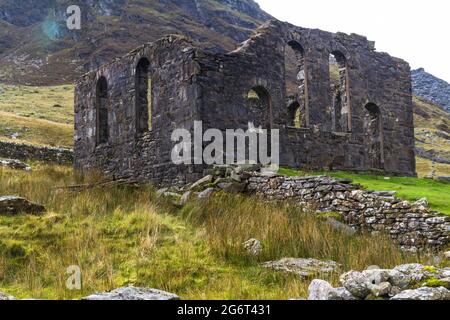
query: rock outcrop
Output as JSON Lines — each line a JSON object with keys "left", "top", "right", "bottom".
{"left": 263, "top": 258, "right": 341, "bottom": 279}
{"left": 0, "top": 196, "right": 46, "bottom": 215}
{"left": 308, "top": 264, "right": 450, "bottom": 300}
{"left": 412, "top": 68, "right": 450, "bottom": 112}
{"left": 391, "top": 286, "right": 450, "bottom": 300}
{"left": 82, "top": 286, "right": 180, "bottom": 300}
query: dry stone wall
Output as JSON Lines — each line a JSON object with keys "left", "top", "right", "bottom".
{"left": 247, "top": 175, "right": 449, "bottom": 251}
{"left": 0, "top": 141, "right": 73, "bottom": 165}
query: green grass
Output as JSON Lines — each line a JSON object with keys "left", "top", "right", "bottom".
{"left": 0, "top": 84, "right": 74, "bottom": 124}
{"left": 280, "top": 167, "right": 450, "bottom": 215}
{"left": 0, "top": 84, "right": 74, "bottom": 148}
{"left": 0, "top": 164, "right": 424, "bottom": 300}
{"left": 0, "top": 111, "right": 73, "bottom": 148}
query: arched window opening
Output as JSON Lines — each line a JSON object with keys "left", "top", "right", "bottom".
{"left": 285, "top": 40, "right": 308, "bottom": 127}
{"left": 288, "top": 100, "right": 303, "bottom": 128}
{"left": 246, "top": 86, "right": 272, "bottom": 129}
{"left": 329, "top": 51, "right": 350, "bottom": 132}
{"left": 96, "top": 76, "right": 108, "bottom": 145}
{"left": 364, "top": 103, "right": 383, "bottom": 170}
{"left": 135, "top": 57, "right": 151, "bottom": 134}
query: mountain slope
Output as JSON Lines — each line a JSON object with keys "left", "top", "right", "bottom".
{"left": 413, "top": 96, "right": 450, "bottom": 176}
{"left": 412, "top": 68, "right": 450, "bottom": 113}
{"left": 0, "top": 0, "right": 271, "bottom": 85}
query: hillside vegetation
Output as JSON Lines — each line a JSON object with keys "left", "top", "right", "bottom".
{"left": 0, "top": 84, "right": 73, "bottom": 148}
{"left": 413, "top": 96, "right": 450, "bottom": 175}
{"left": 0, "top": 164, "right": 425, "bottom": 300}
{"left": 0, "top": 0, "right": 270, "bottom": 85}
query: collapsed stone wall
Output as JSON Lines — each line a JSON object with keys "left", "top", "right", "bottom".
{"left": 0, "top": 141, "right": 73, "bottom": 165}
{"left": 247, "top": 175, "right": 449, "bottom": 251}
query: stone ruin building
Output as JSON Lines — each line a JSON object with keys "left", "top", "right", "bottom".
{"left": 74, "top": 20, "right": 416, "bottom": 185}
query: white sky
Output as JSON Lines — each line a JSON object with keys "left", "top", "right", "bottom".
{"left": 255, "top": 0, "right": 450, "bottom": 83}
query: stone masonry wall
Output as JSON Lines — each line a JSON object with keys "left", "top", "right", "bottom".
{"left": 0, "top": 141, "right": 73, "bottom": 165}
{"left": 74, "top": 35, "right": 206, "bottom": 185}
{"left": 247, "top": 175, "right": 449, "bottom": 251}
{"left": 192, "top": 20, "right": 415, "bottom": 175}
{"left": 74, "top": 20, "right": 416, "bottom": 185}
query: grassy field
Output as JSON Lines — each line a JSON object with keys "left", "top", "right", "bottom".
{"left": 0, "top": 164, "right": 427, "bottom": 300}
{"left": 0, "top": 111, "right": 73, "bottom": 147}
{"left": 0, "top": 84, "right": 73, "bottom": 148}
{"left": 280, "top": 168, "right": 450, "bottom": 215}
{"left": 416, "top": 157, "right": 450, "bottom": 177}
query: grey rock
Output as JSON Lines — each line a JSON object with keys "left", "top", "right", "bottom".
{"left": 83, "top": 286, "right": 180, "bottom": 300}
{"left": 243, "top": 238, "right": 262, "bottom": 256}
{"left": 263, "top": 258, "right": 340, "bottom": 278}
{"left": 235, "top": 164, "right": 262, "bottom": 173}
{"left": 156, "top": 188, "right": 168, "bottom": 197}
{"left": 0, "top": 159, "right": 32, "bottom": 171}
{"left": 197, "top": 188, "right": 215, "bottom": 200}
{"left": 413, "top": 198, "right": 428, "bottom": 207}
{"left": 371, "top": 191, "right": 396, "bottom": 197}
{"left": 340, "top": 271, "right": 371, "bottom": 299}
{"left": 308, "top": 279, "right": 334, "bottom": 300}
{"left": 0, "top": 292, "right": 16, "bottom": 300}
{"left": 437, "top": 176, "right": 450, "bottom": 184}
{"left": 390, "top": 286, "right": 450, "bottom": 301}
{"left": 190, "top": 175, "right": 214, "bottom": 191}
{"left": 218, "top": 181, "right": 247, "bottom": 194}
{"left": 0, "top": 196, "right": 46, "bottom": 215}
{"left": 362, "top": 269, "right": 411, "bottom": 289}
{"left": 439, "top": 277, "right": 450, "bottom": 289}
{"left": 393, "top": 264, "right": 447, "bottom": 283}
{"left": 370, "top": 282, "right": 392, "bottom": 298}
{"left": 326, "top": 218, "right": 357, "bottom": 235}
{"left": 328, "top": 287, "right": 357, "bottom": 300}
{"left": 180, "top": 191, "right": 192, "bottom": 206}
{"left": 212, "top": 165, "right": 232, "bottom": 178}
{"left": 412, "top": 68, "right": 450, "bottom": 112}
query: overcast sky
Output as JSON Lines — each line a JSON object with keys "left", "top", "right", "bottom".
{"left": 255, "top": 0, "right": 450, "bottom": 83}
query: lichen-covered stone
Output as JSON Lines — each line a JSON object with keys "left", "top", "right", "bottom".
{"left": 308, "top": 279, "right": 334, "bottom": 300}
{"left": 263, "top": 258, "right": 340, "bottom": 278}
{"left": 340, "top": 271, "right": 371, "bottom": 299}
{"left": 327, "top": 287, "right": 357, "bottom": 300}
{"left": 82, "top": 286, "right": 180, "bottom": 300}
{"left": 311, "top": 264, "right": 450, "bottom": 300}
{"left": 390, "top": 286, "right": 450, "bottom": 301}
{"left": 243, "top": 238, "right": 262, "bottom": 256}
